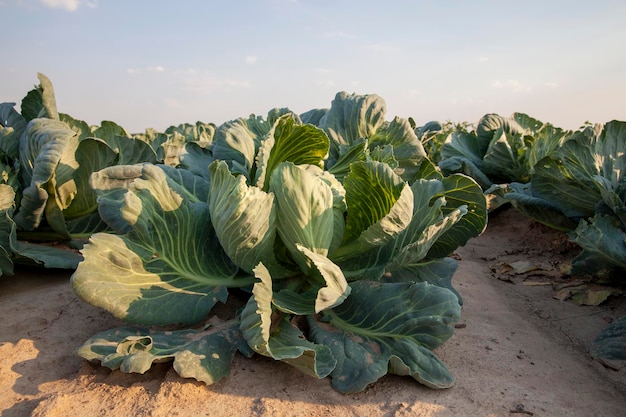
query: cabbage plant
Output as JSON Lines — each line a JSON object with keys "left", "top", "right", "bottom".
{"left": 491, "top": 121, "right": 626, "bottom": 280}
{"left": 72, "top": 98, "right": 487, "bottom": 393}
{"left": 0, "top": 73, "right": 163, "bottom": 272}
{"left": 475, "top": 118, "right": 626, "bottom": 355}
{"left": 438, "top": 113, "right": 570, "bottom": 189}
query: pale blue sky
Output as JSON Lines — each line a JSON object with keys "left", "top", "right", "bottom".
{"left": 2, "top": 0, "right": 625, "bottom": 133}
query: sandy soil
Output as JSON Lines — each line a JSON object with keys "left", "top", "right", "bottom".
{"left": 1, "top": 207, "right": 625, "bottom": 417}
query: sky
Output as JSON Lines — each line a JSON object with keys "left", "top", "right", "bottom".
{"left": 2, "top": 0, "right": 625, "bottom": 133}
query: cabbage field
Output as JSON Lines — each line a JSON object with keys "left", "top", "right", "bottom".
{"left": 1, "top": 73, "right": 624, "bottom": 394}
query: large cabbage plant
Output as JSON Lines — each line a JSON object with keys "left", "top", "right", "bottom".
{"left": 72, "top": 93, "right": 487, "bottom": 393}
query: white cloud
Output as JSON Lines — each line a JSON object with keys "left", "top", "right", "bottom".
{"left": 183, "top": 71, "right": 250, "bottom": 94}
{"left": 126, "top": 66, "right": 166, "bottom": 75}
{"left": 128, "top": 66, "right": 249, "bottom": 96}
{"left": 245, "top": 55, "right": 257, "bottom": 65}
{"left": 147, "top": 65, "right": 166, "bottom": 73}
{"left": 491, "top": 79, "right": 531, "bottom": 93}
{"left": 477, "top": 57, "right": 489, "bottom": 63}
{"left": 39, "top": 0, "right": 97, "bottom": 11}
{"left": 492, "top": 79, "right": 558, "bottom": 92}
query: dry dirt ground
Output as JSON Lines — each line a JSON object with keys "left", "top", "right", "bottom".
{"left": 1, "top": 207, "right": 625, "bottom": 417}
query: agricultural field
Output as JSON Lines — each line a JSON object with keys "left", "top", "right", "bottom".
{"left": 1, "top": 74, "right": 625, "bottom": 416}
